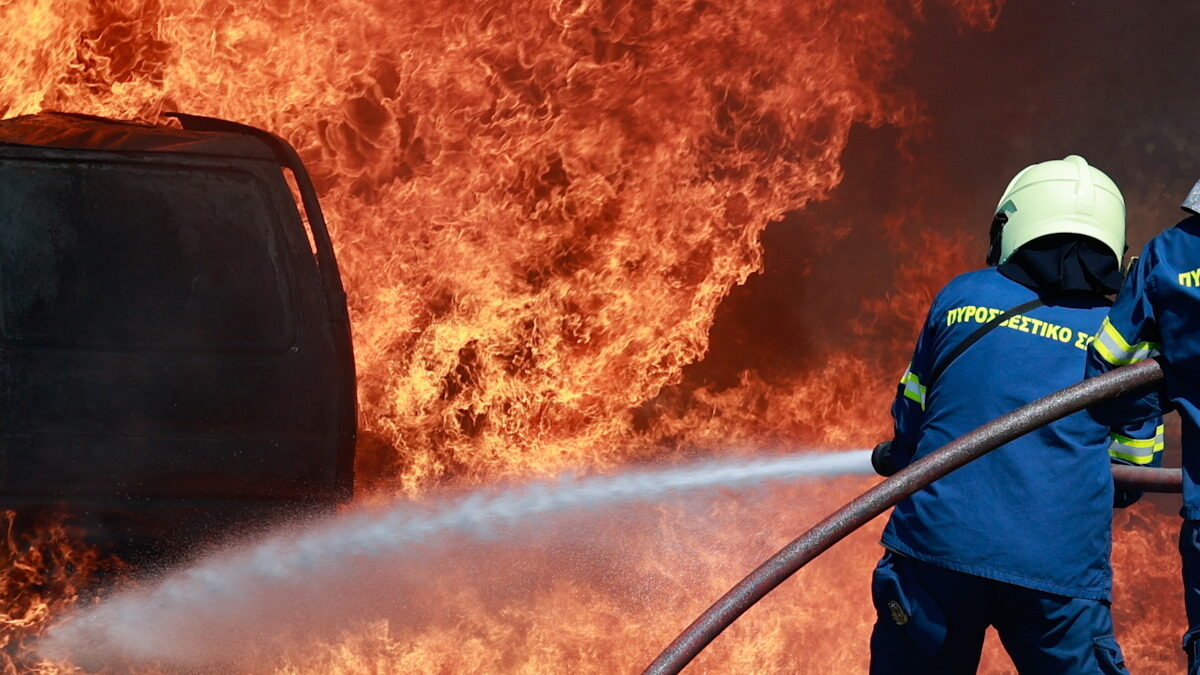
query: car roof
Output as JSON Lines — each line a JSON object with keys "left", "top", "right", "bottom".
{"left": 0, "top": 111, "right": 279, "bottom": 161}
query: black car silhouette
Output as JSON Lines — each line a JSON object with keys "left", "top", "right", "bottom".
{"left": 0, "top": 112, "right": 356, "bottom": 558}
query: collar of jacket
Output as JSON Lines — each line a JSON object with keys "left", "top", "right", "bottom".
{"left": 998, "top": 233, "right": 1123, "bottom": 296}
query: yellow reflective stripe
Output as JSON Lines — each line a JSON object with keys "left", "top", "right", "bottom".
{"left": 1094, "top": 318, "right": 1158, "bottom": 366}
{"left": 1108, "top": 424, "right": 1165, "bottom": 465}
{"left": 1109, "top": 448, "right": 1156, "bottom": 465}
{"left": 1102, "top": 318, "right": 1138, "bottom": 353}
{"left": 1092, "top": 329, "right": 1123, "bottom": 366}
{"left": 900, "top": 371, "right": 926, "bottom": 410}
{"left": 1109, "top": 434, "right": 1156, "bottom": 448}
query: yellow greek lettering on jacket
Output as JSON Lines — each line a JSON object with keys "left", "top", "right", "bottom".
{"left": 942, "top": 304, "right": 1088, "bottom": 350}
{"left": 1075, "top": 330, "right": 1090, "bottom": 350}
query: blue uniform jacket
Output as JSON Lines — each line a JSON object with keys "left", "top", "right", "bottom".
{"left": 883, "top": 266, "right": 1162, "bottom": 602}
{"left": 1087, "top": 216, "right": 1200, "bottom": 519}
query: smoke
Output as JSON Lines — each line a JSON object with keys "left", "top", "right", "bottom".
{"left": 5, "top": 1, "right": 1199, "bottom": 671}
{"left": 700, "top": 0, "right": 1200, "bottom": 384}
{"left": 657, "top": 0, "right": 1200, "bottom": 462}
{"left": 673, "top": 3, "right": 1198, "bottom": 670}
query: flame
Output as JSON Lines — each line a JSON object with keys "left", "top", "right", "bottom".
{"left": 0, "top": 511, "right": 123, "bottom": 675}
{"left": 0, "top": 0, "right": 1187, "bottom": 673}
{"left": 1, "top": 0, "right": 990, "bottom": 491}
{"left": 262, "top": 478, "right": 886, "bottom": 674}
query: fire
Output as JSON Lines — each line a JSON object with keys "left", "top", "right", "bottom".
{"left": 1, "top": 0, "right": 998, "bottom": 491}
{"left": 0, "top": 0, "right": 1185, "bottom": 673}
{"left": 0, "top": 511, "right": 123, "bottom": 675}
{"left": 262, "top": 478, "right": 887, "bottom": 674}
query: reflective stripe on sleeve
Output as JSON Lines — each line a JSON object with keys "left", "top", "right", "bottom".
{"left": 1093, "top": 317, "right": 1159, "bottom": 366}
{"left": 900, "top": 370, "right": 926, "bottom": 410}
{"left": 1108, "top": 424, "right": 1166, "bottom": 465}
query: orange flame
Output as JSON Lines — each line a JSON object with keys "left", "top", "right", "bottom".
{"left": 0, "top": 511, "right": 124, "bottom": 675}
{"left": 1, "top": 0, "right": 997, "bottom": 491}
{"left": 1, "top": 0, "right": 1186, "bottom": 673}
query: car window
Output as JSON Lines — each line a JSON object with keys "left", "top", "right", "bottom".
{"left": 0, "top": 158, "right": 292, "bottom": 352}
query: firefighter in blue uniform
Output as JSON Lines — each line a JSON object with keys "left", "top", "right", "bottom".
{"left": 1085, "top": 181, "right": 1200, "bottom": 673}
{"left": 870, "top": 155, "right": 1162, "bottom": 674}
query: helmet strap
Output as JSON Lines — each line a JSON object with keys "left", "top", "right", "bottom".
{"left": 986, "top": 212, "right": 1008, "bottom": 266}
{"left": 1124, "top": 255, "right": 1139, "bottom": 278}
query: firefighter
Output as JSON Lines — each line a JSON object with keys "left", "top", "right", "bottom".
{"left": 1084, "top": 181, "right": 1200, "bottom": 673}
{"left": 869, "top": 155, "right": 1161, "bottom": 674}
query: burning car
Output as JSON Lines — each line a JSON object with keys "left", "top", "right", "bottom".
{"left": 0, "top": 112, "right": 355, "bottom": 558}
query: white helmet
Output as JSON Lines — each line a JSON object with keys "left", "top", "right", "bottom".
{"left": 988, "top": 155, "right": 1125, "bottom": 265}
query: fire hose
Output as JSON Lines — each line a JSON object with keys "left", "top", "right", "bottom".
{"left": 645, "top": 357, "right": 1177, "bottom": 674}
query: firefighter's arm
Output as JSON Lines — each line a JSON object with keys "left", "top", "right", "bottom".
{"left": 875, "top": 312, "right": 938, "bottom": 477}
{"left": 1109, "top": 416, "right": 1165, "bottom": 508}
{"left": 1086, "top": 254, "right": 1166, "bottom": 427}
{"left": 872, "top": 363, "right": 924, "bottom": 477}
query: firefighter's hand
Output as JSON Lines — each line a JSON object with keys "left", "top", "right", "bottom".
{"left": 872, "top": 441, "right": 898, "bottom": 477}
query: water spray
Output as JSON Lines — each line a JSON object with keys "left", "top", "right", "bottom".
{"left": 646, "top": 358, "right": 1175, "bottom": 674}
{"left": 39, "top": 448, "right": 877, "bottom": 669}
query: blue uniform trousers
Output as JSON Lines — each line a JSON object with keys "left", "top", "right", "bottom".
{"left": 870, "top": 552, "right": 1129, "bottom": 674}
{"left": 1180, "top": 520, "right": 1200, "bottom": 673}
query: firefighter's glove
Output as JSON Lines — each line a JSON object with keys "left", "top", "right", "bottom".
{"left": 872, "top": 441, "right": 899, "bottom": 477}
{"left": 1111, "top": 459, "right": 1144, "bottom": 509}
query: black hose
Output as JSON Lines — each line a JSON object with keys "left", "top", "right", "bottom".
{"left": 645, "top": 358, "right": 1166, "bottom": 674}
